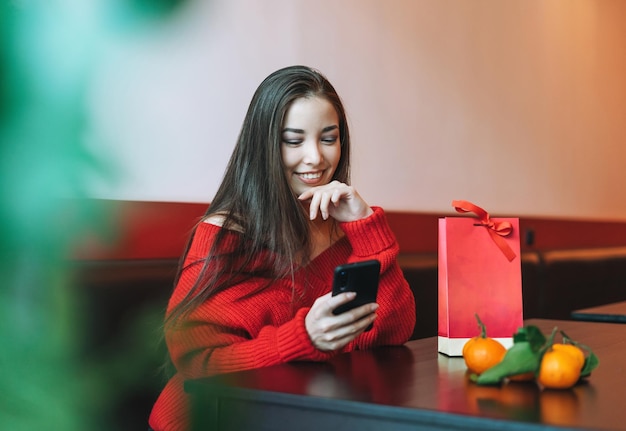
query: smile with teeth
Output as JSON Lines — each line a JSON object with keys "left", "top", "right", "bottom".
{"left": 297, "top": 171, "right": 323, "bottom": 180}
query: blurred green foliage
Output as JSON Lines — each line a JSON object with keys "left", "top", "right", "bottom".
{"left": 1, "top": 1, "right": 186, "bottom": 430}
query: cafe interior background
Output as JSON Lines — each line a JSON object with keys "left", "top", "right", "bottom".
{"left": 2, "top": 1, "right": 625, "bottom": 430}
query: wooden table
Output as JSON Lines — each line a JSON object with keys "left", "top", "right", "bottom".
{"left": 572, "top": 300, "right": 626, "bottom": 323}
{"left": 185, "top": 319, "right": 626, "bottom": 431}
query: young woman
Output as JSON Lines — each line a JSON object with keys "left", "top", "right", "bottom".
{"left": 149, "top": 65, "right": 416, "bottom": 431}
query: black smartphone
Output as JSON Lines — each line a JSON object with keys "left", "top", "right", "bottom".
{"left": 331, "top": 259, "right": 380, "bottom": 328}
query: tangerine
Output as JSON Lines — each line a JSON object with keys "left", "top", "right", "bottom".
{"left": 463, "top": 336, "right": 506, "bottom": 375}
{"left": 552, "top": 344, "right": 585, "bottom": 369}
{"left": 538, "top": 347, "right": 583, "bottom": 389}
{"left": 463, "top": 314, "right": 506, "bottom": 375}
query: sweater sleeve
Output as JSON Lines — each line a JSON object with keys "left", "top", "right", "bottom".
{"left": 167, "top": 301, "right": 334, "bottom": 380}
{"left": 165, "top": 240, "right": 335, "bottom": 380}
{"left": 339, "top": 206, "right": 416, "bottom": 349}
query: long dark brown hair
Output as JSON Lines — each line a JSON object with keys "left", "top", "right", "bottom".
{"left": 166, "top": 65, "right": 352, "bottom": 328}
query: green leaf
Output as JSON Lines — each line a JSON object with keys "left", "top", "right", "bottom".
{"left": 581, "top": 352, "right": 600, "bottom": 377}
{"left": 513, "top": 325, "right": 547, "bottom": 352}
{"left": 560, "top": 330, "right": 600, "bottom": 377}
{"left": 474, "top": 341, "right": 541, "bottom": 385}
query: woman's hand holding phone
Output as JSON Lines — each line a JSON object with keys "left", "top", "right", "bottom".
{"left": 305, "top": 260, "right": 381, "bottom": 352}
{"left": 305, "top": 291, "right": 379, "bottom": 352}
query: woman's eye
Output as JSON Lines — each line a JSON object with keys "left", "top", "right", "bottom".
{"left": 322, "top": 136, "right": 338, "bottom": 144}
{"left": 282, "top": 139, "right": 302, "bottom": 146}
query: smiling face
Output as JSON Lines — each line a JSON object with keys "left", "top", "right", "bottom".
{"left": 281, "top": 96, "right": 341, "bottom": 196}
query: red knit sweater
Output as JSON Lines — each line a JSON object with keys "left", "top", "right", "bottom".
{"left": 149, "top": 207, "right": 416, "bottom": 431}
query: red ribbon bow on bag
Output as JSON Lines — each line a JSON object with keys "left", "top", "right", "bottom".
{"left": 452, "top": 200, "right": 517, "bottom": 262}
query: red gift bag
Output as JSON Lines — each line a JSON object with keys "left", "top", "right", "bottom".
{"left": 438, "top": 200, "right": 523, "bottom": 356}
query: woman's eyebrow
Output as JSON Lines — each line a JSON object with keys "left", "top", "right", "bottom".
{"left": 282, "top": 128, "right": 304, "bottom": 134}
{"left": 282, "top": 125, "right": 338, "bottom": 134}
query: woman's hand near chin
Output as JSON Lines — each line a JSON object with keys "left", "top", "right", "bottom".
{"left": 298, "top": 180, "right": 373, "bottom": 222}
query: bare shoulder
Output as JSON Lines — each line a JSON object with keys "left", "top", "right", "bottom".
{"left": 203, "top": 214, "right": 226, "bottom": 227}
{"left": 203, "top": 213, "right": 243, "bottom": 233}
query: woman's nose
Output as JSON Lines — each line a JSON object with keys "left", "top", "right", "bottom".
{"left": 303, "top": 141, "right": 323, "bottom": 165}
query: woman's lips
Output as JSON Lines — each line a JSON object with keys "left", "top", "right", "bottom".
{"left": 296, "top": 171, "right": 324, "bottom": 184}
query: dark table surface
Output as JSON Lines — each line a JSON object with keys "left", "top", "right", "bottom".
{"left": 186, "top": 319, "right": 626, "bottom": 431}
{"left": 572, "top": 300, "right": 626, "bottom": 323}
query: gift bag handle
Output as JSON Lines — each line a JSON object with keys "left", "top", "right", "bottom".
{"left": 452, "top": 200, "right": 517, "bottom": 262}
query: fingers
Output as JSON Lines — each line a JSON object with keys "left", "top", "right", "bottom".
{"left": 298, "top": 181, "right": 371, "bottom": 222}
{"left": 310, "top": 291, "right": 354, "bottom": 318}
{"left": 297, "top": 180, "right": 343, "bottom": 201}
{"left": 316, "top": 309, "right": 378, "bottom": 351}
{"left": 318, "top": 291, "right": 377, "bottom": 318}
{"left": 307, "top": 188, "right": 324, "bottom": 220}
{"left": 306, "top": 292, "right": 379, "bottom": 352}
{"left": 318, "top": 314, "right": 378, "bottom": 350}
{"left": 325, "top": 290, "right": 355, "bottom": 311}
{"left": 299, "top": 181, "right": 344, "bottom": 220}
{"left": 331, "top": 188, "right": 342, "bottom": 206}
{"left": 336, "top": 302, "right": 379, "bottom": 326}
